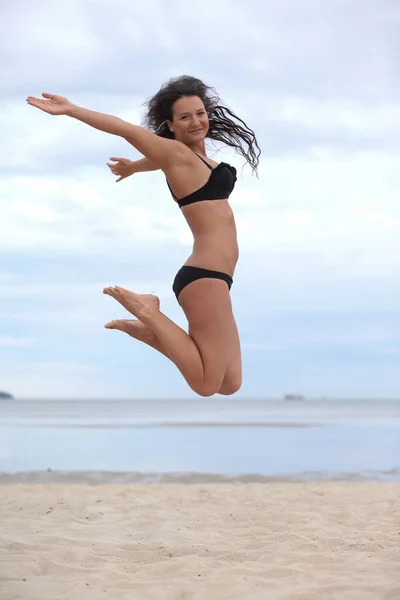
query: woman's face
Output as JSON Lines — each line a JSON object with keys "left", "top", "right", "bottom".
{"left": 168, "top": 96, "right": 209, "bottom": 144}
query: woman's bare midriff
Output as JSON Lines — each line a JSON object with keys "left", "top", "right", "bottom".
{"left": 181, "top": 199, "right": 239, "bottom": 276}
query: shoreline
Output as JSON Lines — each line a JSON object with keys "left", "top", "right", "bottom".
{"left": 1, "top": 468, "right": 399, "bottom": 484}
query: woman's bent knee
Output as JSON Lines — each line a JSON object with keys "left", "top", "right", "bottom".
{"left": 191, "top": 378, "right": 242, "bottom": 397}
{"left": 190, "top": 379, "right": 223, "bottom": 397}
{"left": 218, "top": 378, "right": 242, "bottom": 396}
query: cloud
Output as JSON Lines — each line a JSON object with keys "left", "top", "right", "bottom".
{"left": 1, "top": 0, "right": 399, "bottom": 397}
{"left": 0, "top": 337, "right": 35, "bottom": 348}
{"left": 1, "top": 148, "right": 398, "bottom": 280}
{"left": 242, "top": 319, "right": 400, "bottom": 352}
{"left": 0, "top": 361, "right": 107, "bottom": 400}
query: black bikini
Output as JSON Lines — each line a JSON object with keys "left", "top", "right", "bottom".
{"left": 172, "top": 266, "right": 233, "bottom": 303}
{"left": 167, "top": 154, "right": 237, "bottom": 302}
{"left": 167, "top": 153, "right": 237, "bottom": 208}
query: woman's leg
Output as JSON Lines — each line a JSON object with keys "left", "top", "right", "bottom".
{"left": 103, "top": 279, "right": 240, "bottom": 397}
{"left": 105, "top": 319, "right": 169, "bottom": 358}
{"left": 216, "top": 316, "right": 242, "bottom": 395}
{"left": 105, "top": 316, "right": 242, "bottom": 395}
{"left": 105, "top": 295, "right": 169, "bottom": 358}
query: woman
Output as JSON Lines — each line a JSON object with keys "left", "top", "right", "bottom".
{"left": 26, "top": 75, "right": 260, "bottom": 396}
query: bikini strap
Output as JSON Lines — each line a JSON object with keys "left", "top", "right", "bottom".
{"left": 166, "top": 154, "right": 212, "bottom": 199}
{"left": 195, "top": 153, "right": 213, "bottom": 170}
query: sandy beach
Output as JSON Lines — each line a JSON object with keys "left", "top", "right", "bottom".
{"left": 0, "top": 482, "right": 399, "bottom": 600}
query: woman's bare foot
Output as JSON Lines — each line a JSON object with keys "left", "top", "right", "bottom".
{"left": 104, "top": 319, "right": 169, "bottom": 357}
{"left": 103, "top": 286, "right": 160, "bottom": 319}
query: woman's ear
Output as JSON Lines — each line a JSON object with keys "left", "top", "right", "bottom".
{"left": 167, "top": 120, "right": 174, "bottom": 133}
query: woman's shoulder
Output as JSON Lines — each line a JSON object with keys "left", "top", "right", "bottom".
{"left": 161, "top": 146, "right": 206, "bottom": 173}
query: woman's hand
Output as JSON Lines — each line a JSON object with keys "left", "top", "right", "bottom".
{"left": 106, "top": 157, "right": 136, "bottom": 182}
{"left": 26, "top": 93, "right": 75, "bottom": 116}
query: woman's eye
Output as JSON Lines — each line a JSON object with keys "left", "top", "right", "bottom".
{"left": 181, "top": 112, "right": 205, "bottom": 120}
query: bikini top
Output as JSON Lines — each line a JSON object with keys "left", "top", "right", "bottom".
{"left": 166, "top": 153, "right": 237, "bottom": 208}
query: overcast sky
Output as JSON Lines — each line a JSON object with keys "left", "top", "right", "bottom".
{"left": 1, "top": 0, "right": 399, "bottom": 399}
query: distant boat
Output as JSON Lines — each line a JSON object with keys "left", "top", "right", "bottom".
{"left": 284, "top": 394, "right": 305, "bottom": 401}
{"left": 0, "top": 391, "right": 13, "bottom": 400}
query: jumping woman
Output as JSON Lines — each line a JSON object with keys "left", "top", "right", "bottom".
{"left": 26, "top": 75, "right": 260, "bottom": 396}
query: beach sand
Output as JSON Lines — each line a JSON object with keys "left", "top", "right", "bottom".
{"left": 0, "top": 482, "right": 398, "bottom": 600}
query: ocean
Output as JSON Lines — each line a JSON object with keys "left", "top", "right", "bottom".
{"left": 0, "top": 398, "right": 399, "bottom": 482}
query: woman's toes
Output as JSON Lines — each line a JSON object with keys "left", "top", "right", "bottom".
{"left": 115, "top": 286, "right": 128, "bottom": 297}
{"left": 103, "top": 286, "right": 119, "bottom": 298}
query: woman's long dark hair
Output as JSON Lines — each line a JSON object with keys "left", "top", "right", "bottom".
{"left": 142, "top": 75, "right": 261, "bottom": 174}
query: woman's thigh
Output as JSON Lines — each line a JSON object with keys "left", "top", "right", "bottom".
{"left": 218, "top": 316, "right": 242, "bottom": 395}
{"left": 178, "top": 278, "right": 237, "bottom": 390}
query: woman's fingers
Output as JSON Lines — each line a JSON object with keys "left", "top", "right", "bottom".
{"left": 106, "top": 163, "right": 125, "bottom": 180}
{"left": 106, "top": 158, "right": 130, "bottom": 181}
{"left": 26, "top": 94, "right": 56, "bottom": 104}
{"left": 26, "top": 98, "right": 47, "bottom": 111}
{"left": 26, "top": 97, "right": 44, "bottom": 106}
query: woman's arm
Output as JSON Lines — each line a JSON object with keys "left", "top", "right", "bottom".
{"left": 68, "top": 105, "right": 182, "bottom": 169}
{"left": 107, "top": 156, "right": 160, "bottom": 182}
{"left": 26, "top": 93, "right": 185, "bottom": 170}
{"left": 131, "top": 157, "right": 160, "bottom": 173}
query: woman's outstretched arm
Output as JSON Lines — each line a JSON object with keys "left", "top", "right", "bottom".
{"left": 107, "top": 156, "right": 160, "bottom": 182}
{"left": 26, "top": 93, "right": 185, "bottom": 169}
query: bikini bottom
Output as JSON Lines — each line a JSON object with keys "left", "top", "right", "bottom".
{"left": 172, "top": 265, "right": 233, "bottom": 303}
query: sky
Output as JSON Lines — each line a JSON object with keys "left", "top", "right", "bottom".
{"left": 0, "top": 0, "right": 399, "bottom": 399}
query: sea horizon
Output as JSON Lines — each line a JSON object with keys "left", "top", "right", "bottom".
{"left": 1, "top": 398, "right": 399, "bottom": 483}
